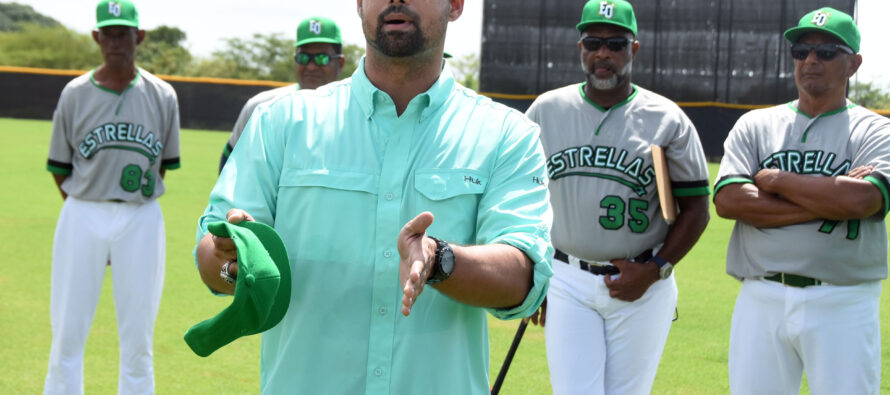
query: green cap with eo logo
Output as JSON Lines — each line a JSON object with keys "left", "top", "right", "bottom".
{"left": 577, "top": 0, "right": 637, "bottom": 36}
{"left": 96, "top": 0, "right": 138, "bottom": 29}
{"left": 295, "top": 16, "right": 342, "bottom": 47}
{"left": 784, "top": 7, "right": 860, "bottom": 53}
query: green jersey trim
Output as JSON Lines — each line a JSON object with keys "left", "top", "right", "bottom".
{"left": 713, "top": 176, "right": 753, "bottom": 198}
{"left": 578, "top": 83, "right": 638, "bottom": 112}
{"left": 787, "top": 102, "right": 857, "bottom": 143}
{"left": 672, "top": 180, "right": 711, "bottom": 197}
{"left": 673, "top": 186, "right": 711, "bottom": 197}
{"left": 864, "top": 174, "right": 890, "bottom": 217}
{"left": 161, "top": 157, "right": 182, "bottom": 170}
{"left": 89, "top": 68, "right": 141, "bottom": 96}
{"left": 222, "top": 142, "right": 233, "bottom": 158}
{"left": 46, "top": 159, "right": 73, "bottom": 175}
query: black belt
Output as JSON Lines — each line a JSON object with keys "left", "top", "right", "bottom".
{"left": 554, "top": 248, "right": 653, "bottom": 276}
{"left": 764, "top": 273, "right": 823, "bottom": 287}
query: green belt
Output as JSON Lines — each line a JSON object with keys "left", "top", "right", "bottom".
{"left": 764, "top": 273, "right": 822, "bottom": 288}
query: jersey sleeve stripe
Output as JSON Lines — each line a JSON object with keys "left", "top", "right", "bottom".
{"left": 161, "top": 157, "right": 181, "bottom": 170}
{"left": 713, "top": 175, "right": 753, "bottom": 196}
{"left": 46, "top": 160, "right": 73, "bottom": 175}
{"left": 671, "top": 180, "right": 711, "bottom": 196}
{"left": 864, "top": 174, "right": 890, "bottom": 217}
{"left": 223, "top": 143, "right": 234, "bottom": 158}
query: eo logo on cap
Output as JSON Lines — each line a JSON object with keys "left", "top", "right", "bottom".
{"left": 810, "top": 10, "right": 830, "bottom": 26}
{"left": 108, "top": 1, "right": 121, "bottom": 17}
{"left": 599, "top": 1, "right": 615, "bottom": 19}
{"left": 309, "top": 20, "right": 322, "bottom": 35}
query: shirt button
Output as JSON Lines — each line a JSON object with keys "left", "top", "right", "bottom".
{"left": 383, "top": 250, "right": 393, "bottom": 258}
{"left": 378, "top": 306, "right": 387, "bottom": 315}
{"left": 374, "top": 368, "right": 383, "bottom": 376}
{"left": 385, "top": 192, "right": 394, "bottom": 201}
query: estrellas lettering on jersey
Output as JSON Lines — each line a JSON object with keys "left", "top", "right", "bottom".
{"left": 547, "top": 144, "right": 655, "bottom": 197}
{"left": 760, "top": 149, "right": 851, "bottom": 176}
{"left": 762, "top": 149, "right": 859, "bottom": 239}
{"left": 78, "top": 122, "right": 163, "bottom": 164}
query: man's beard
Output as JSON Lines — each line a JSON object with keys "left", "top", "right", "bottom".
{"left": 373, "top": 6, "right": 426, "bottom": 57}
{"left": 585, "top": 60, "right": 633, "bottom": 90}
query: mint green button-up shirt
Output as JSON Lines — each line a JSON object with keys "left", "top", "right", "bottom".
{"left": 197, "top": 60, "right": 553, "bottom": 394}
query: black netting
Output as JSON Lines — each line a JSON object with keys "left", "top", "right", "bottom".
{"left": 481, "top": 0, "right": 856, "bottom": 103}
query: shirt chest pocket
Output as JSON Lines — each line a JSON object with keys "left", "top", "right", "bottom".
{"left": 413, "top": 169, "right": 486, "bottom": 243}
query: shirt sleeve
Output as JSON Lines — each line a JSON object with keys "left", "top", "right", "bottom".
{"left": 196, "top": 100, "right": 287, "bottom": 240}
{"left": 47, "top": 87, "right": 73, "bottom": 175}
{"left": 666, "top": 111, "right": 710, "bottom": 197}
{"left": 161, "top": 87, "right": 182, "bottom": 170}
{"left": 476, "top": 112, "right": 553, "bottom": 320}
{"left": 226, "top": 99, "right": 257, "bottom": 158}
{"left": 853, "top": 117, "right": 890, "bottom": 217}
{"left": 714, "top": 112, "right": 759, "bottom": 197}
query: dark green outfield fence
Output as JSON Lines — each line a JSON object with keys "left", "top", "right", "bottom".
{"left": 1, "top": 64, "right": 887, "bottom": 161}
{"left": 0, "top": 66, "right": 286, "bottom": 132}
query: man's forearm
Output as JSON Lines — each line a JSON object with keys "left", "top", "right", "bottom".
{"left": 654, "top": 195, "right": 709, "bottom": 265}
{"left": 756, "top": 170, "right": 882, "bottom": 220}
{"left": 433, "top": 243, "right": 533, "bottom": 309}
{"left": 715, "top": 183, "right": 818, "bottom": 228}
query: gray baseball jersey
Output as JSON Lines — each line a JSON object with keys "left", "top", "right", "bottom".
{"left": 223, "top": 84, "right": 298, "bottom": 158}
{"left": 47, "top": 68, "right": 181, "bottom": 203}
{"left": 527, "top": 83, "right": 710, "bottom": 261}
{"left": 715, "top": 101, "right": 890, "bottom": 285}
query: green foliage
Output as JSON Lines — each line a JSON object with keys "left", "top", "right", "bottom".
{"left": 135, "top": 26, "right": 192, "bottom": 76}
{"left": 851, "top": 81, "right": 890, "bottom": 110}
{"left": 448, "top": 52, "right": 479, "bottom": 91}
{"left": 339, "top": 43, "right": 365, "bottom": 80}
{"left": 0, "top": 2, "right": 59, "bottom": 32}
{"left": 191, "top": 33, "right": 296, "bottom": 81}
{"left": 0, "top": 24, "right": 99, "bottom": 69}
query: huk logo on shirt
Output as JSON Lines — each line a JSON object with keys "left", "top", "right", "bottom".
{"left": 108, "top": 2, "right": 122, "bottom": 17}
{"left": 599, "top": 1, "right": 615, "bottom": 19}
{"left": 309, "top": 20, "right": 322, "bottom": 35}
{"left": 811, "top": 10, "right": 830, "bottom": 26}
{"left": 78, "top": 122, "right": 163, "bottom": 164}
{"left": 548, "top": 144, "right": 654, "bottom": 196}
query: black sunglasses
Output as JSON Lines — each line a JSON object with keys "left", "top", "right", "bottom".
{"left": 580, "top": 37, "right": 631, "bottom": 52}
{"left": 790, "top": 43, "right": 854, "bottom": 61}
{"left": 294, "top": 52, "right": 340, "bottom": 66}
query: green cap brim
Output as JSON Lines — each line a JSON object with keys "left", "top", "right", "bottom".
{"left": 576, "top": 20, "right": 636, "bottom": 36}
{"left": 783, "top": 26, "right": 856, "bottom": 52}
{"left": 96, "top": 19, "right": 138, "bottom": 29}
{"left": 295, "top": 37, "right": 341, "bottom": 47}
{"left": 184, "top": 221, "right": 291, "bottom": 357}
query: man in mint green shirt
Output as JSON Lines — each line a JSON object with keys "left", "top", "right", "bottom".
{"left": 193, "top": 1, "right": 553, "bottom": 393}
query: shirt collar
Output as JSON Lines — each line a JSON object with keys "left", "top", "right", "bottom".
{"left": 351, "top": 56, "right": 455, "bottom": 120}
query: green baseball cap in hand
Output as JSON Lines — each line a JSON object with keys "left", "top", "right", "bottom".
{"left": 184, "top": 221, "right": 291, "bottom": 357}
{"left": 295, "top": 16, "right": 342, "bottom": 47}
{"left": 96, "top": 0, "right": 139, "bottom": 29}
{"left": 784, "top": 7, "right": 860, "bottom": 53}
{"left": 577, "top": 0, "right": 637, "bottom": 36}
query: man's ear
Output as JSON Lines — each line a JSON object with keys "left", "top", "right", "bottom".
{"left": 136, "top": 29, "right": 146, "bottom": 45}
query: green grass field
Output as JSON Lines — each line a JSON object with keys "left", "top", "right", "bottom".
{"left": 2, "top": 116, "right": 889, "bottom": 394}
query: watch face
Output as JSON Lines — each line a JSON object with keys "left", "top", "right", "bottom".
{"left": 659, "top": 263, "right": 673, "bottom": 279}
{"left": 440, "top": 248, "right": 455, "bottom": 275}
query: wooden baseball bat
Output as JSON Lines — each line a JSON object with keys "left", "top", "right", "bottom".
{"left": 651, "top": 145, "right": 677, "bottom": 224}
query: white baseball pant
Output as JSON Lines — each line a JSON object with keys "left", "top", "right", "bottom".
{"left": 44, "top": 197, "right": 165, "bottom": 395}
{"left": 729, "top": 278, "right": 881, "bottom": 395}
{"left": 545, "top": 255, "right": 678, "bottom": 395}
